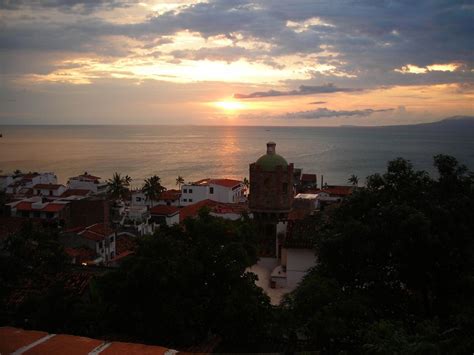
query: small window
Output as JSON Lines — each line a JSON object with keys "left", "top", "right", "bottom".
{"left": 189, "top": 189, "right": 193, "bottom": 193}
{"left": 183, "top": 198, "right": 187, "bottom": 202}
{"left": 49, "top": 190, "right": 53, "bottom": 196}
{"left": 210, "top": 187, "right": 214, "bottom": 194}
{"left": 183, "top": 189, "right": 188, "bottom": 193}
{"left": 99, "top": 241, "right": 103, "bottom": 249}
{"left": 110, "top": 236, "right": 114, "bottom": 243}
{"left": 136, "top": 197, "right": 141, "bottom": 202}
{"left": 189, "top": 198, "right": 193, "bottom": 202}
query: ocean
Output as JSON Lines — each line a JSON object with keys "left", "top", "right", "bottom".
{"left": 1, "top": 124, "right": 473, "bottom": 188}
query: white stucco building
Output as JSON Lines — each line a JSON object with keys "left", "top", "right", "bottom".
{"left": 67, "top": 173, "right": 107, "bottom": 194}
{"left": 32, "top": 183, "right": 67, "bottom": 198}
{"left": 180, "top": 178, "right": 246, "bottom": 206}
{"left": 5, "top": 172, "right": 57, "bottom": 196}
{"left": 131, "top": 189, "right": 181, "bottom": 207}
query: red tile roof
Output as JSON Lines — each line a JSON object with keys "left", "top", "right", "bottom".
{"left": 32, "top": 184, "right": 64, "bottom": 190}
{"left": 0, "top": 327, "right": 49, "bottom": 355}
{"left": 0, "top": 327, "right": 173, "bottom": 355}
{"left": 210, "top": 178, "right": 242, "bottom": 188}
{"left": 179, "top": 199, "right": 248, "bottom": 222}
{"left": 41, "top": 203, "right": 67, "bottom": 213}
{"left": 301, "top": 174, "right": 317, "bottom": 182}
{"left": 323, "top": 185, "right": 354, "bottom": 197}
{"left": 60, "top": 189, "right": 92, "bottom": 197}
{"left": 101, "top": 341, "right": 168, "bottom": 355}
{"left": 158, "top": 189, "right": 181, "bottom": 200}
{"left": 77, "top": 173, "right": 101, "bottom": 180}
{"left": 180, "top": 199, "right": 219, "bottom": 222}
{"left": 149, "top": 205, "right": 180, "bottom": 216}
{"left": 12, "top": 201, "right": 33, "bottom": 211}
{"left": 23, "top": 334, "right": 103, "bottom": 355}
{"left": 191, "top": 178, "right": 242, "bottom": 188}
{"left": 13, "top": 201, "right": 67, "bottom": 213}
{"left": 77, "top": 223, "right": 114, "bottom": 241}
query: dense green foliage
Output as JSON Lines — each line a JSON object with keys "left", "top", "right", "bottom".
{"left": 94, "top": 210, "right": 272, "bottom": 349}
{"left": 284, "top": 155, "right": 474, "bottom": 353}
{"left": 106, "top": 172, "right": 131, "bottom": 199}
{"left": 142, "top": 175, "right": 166, "bottom": 206}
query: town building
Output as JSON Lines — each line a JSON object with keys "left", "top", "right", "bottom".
{"left": 249, "top": 142, "right": 294, "bottom": 256}
{"left": 131, "top": 188, "right": 181, "bottom": 207}
{"left": 6, "top": 197, "right": 70, "bottom": 224}
{"left": 180, "top": 178, "right": 246, "bottom": 206}
{"left": 149, "top": 205, "right": 180, "bottom": 226}
{"left": 67, "top": 172, "right": 107, "bottom": 194}
{"left": 32, "top": 183, "right": 67, "bottom": 198}
{"left": 4, "top": 172, "right": 57, "bottom": 197}
{"left": 61, "top": 223, "right": 116, "bottom": 265}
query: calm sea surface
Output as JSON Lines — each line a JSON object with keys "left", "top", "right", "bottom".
{"left": 1, "top": 125, "right": 473, "bottom": 188}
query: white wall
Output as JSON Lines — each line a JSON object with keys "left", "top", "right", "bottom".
{"left": 180, "top": 182, "right": 245, "bottom": 205}
{"left": 286, "top": 248, "right": 317, "bottom": 288}
{"left": 165, "top": 213, "right": 180, "bottom": 226}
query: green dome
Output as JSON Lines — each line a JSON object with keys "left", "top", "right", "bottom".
{"left": 256, "top": 153, "right": 288, "bottom": 171}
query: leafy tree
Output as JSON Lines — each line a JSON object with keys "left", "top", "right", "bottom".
{"left": 284, "top": 156, "right": 474, "bottom": 353}
{"left": 142, "top": 175, "right": 166, "bottom": 207}
{"left": 0, "top": 222, "right": 68, "bottom": 314}
{"left": 93, "top": 210, "right": 271, "bottom": 350}
{"left": 106, "top": 172, "right": 131, "bottom": 200}
{"left": 175, "top": 175, "right": 184, "bottom": 189}
{"left": 348, "top": 174, "right": 359, "bottom": 186}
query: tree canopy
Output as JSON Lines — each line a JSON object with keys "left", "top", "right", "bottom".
{"left": 93, "top": 210, "right": 272, "bottom": 350}
{"left": 284, "top": 155, "right": 474, "bottom": 353}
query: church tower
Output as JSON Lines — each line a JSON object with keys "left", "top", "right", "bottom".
{"left": 249, "top": 142, "right": 293, "bottom": 256}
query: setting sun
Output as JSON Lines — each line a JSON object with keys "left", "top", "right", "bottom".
{"left": 214, "top": 100, "right": 246, "bottom": 111}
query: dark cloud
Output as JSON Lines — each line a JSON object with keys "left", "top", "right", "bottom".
{"left": 0, "top": 0, "right": 134, "bottom": 14}
{"left": 280, "top": 107, "right": 394, "bottom": 119}
{"left": 0, "top": 0, "right": 473, "bottom": 90}
{"left": 309, "top": 101, "right": 327, "bottom": 104}
{"left": 234, "top": 84, "right": 362, "bottom": 99}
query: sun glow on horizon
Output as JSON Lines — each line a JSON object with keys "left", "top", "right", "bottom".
{"left": 214, "top": 100, "right": 246, "bottom": 111}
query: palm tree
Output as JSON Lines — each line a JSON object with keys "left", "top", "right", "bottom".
{"left": 243, "top": 177, "right": 250, "bottom": 188}
{"left": 106, "top": 172, "right": 132, "bottom": 200}
{"left": 143, "top": 175, "right": 166, "bottom": 207}
{"left": 175, "top": 175, "right": 185, "bottom": 189}
{"left": 348, "top": 174, "right": 359, "bottom": 186}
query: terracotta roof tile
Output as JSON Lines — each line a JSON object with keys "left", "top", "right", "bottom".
{"left": 209, "top": 178, "right": 242, "bottom": 188}
{"left": 323, "top": 185, "right": 354, "bottom": 197}
{"left": 149, "top": 205, "right": 180, "bottom": 216}
{"left": 180, "top": 199, "right": 219, "bottom": 222}
{"left": 60, "top": 189, "right": 91, "bottom": 197}
{"left": 101, "top": 341, "right": 168, "bottom": 355}
{"left": 0, "top": 327, "right": 174, "bottom": 354}
{"left": 0, "top": 327, "right": 49, "bottom": 354}
{"left": 40, "top": 204, "right": 67, "bottom": 213}
{"left": 23, "top": 334, "right": 103, "bottom": 355}
{"left": 158, "top": 189, "right": 181, "bottom": 200}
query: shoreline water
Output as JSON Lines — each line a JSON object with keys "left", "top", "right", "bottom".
{"left": 1, "top": 124, "right": 473, "bottom": 188}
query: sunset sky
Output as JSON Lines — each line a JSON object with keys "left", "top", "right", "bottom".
{"left": 0, "top": 0, "right": 473, "bottom": 126}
